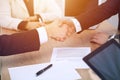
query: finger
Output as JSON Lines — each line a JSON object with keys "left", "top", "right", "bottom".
{"left": 58, "top": 20, "right": 65, "bottom": 27}
{"left": 50, "top": 37, "right": 65, "bottom": 42}
{"left": 67, "top": 32, "right": 71, "bottom": 37}
{"left": 40, "top": 23, "right": 45, "bottom": 26}
{"left": 50, "top": 37, "right": 58, "bottom": 41}
{"left": 66, "top": 28, "right": 73, "bottom": 36}
{"left": 90, "top": 38, "right": 98, "bottom": 43}
{"left": 91, "top": 35, "right": 99, "bottom": 39}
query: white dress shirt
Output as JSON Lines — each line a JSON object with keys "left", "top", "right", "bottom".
{"left": 0, "top": 0, "right": 62, "bottom": 30}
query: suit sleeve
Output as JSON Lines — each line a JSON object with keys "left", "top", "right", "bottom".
{"left": 0, "top": 30, "right": 40, "bottom": 56}
{"left": 75, "top": 0, "right": 120, "bottom": 30}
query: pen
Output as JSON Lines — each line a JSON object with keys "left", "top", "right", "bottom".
{"left": 36, "top": 64, "right": 53, "bottom": 76}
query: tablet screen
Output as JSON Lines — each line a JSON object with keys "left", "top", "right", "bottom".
{"left": 83, "top": 39, "right": 120, "bottom": 80}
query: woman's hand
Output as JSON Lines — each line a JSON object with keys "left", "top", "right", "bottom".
{"left": 25, "top": 22, "right": 45, "bottom": 30}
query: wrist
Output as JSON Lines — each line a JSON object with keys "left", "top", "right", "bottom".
{"left": 71, "top": 18, "right": 81, "bottom": 32}
{"left": 36, "top": 27, "right": 48, "bottom": 44}
{"left": 45, "top": 25, "right": 51, "bottom": 37}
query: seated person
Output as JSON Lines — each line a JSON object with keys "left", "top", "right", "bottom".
{"left": 0, "top": 0, "right": 62, "bottom": 31}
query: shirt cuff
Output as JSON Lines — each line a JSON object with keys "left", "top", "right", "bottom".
{"left": 88, "top": 25, "right": 98, "bottom": 29}
{"left": 36, "top": 27, "right": 48, "bottom": 44}
{"left": 71, "top": 18, "right": 82, "bottom": 32}
{"left": 108, "top": 34, "right": 116, "bottom": 40}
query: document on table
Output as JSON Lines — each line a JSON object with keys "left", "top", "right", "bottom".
{"left": 8, "top": 61, "right": 81, "bottom": 80}
{"left": 51, "top": 47, "right": 91, "bottom": 69}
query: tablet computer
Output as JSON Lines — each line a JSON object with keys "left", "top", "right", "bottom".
{"left": 83, "top": 39, "right": 120, "bottom": 80}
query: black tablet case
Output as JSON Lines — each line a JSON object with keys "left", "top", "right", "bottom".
{"left": 83, "top": 39, "right": 120, "bottom": 80}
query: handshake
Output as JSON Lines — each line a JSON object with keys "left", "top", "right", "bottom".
{"left": 45, "top": 19, "right": 76, "bottom": 41}
{"left": 23, "top": 16, "right": 78, "bottom": 42}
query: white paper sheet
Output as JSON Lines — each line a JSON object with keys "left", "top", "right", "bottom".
{"left": 51, "top": 47, "right": 91, "bottom": 69}
{"left": 8, "top": 61, "right": 81, "bottom": 80}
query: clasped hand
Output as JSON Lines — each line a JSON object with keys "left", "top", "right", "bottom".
{"left": 24, "top": 16, "right": 76, "bottom": 42}
{"left": 45, "top": 19, "right": 76, "bottom": 41}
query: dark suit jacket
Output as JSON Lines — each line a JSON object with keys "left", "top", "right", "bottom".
{"left": 0, "top": 30, "right": 40, "bottom": 56}
{"left": 75, "top": 0, "right": 120, "bottom": 30}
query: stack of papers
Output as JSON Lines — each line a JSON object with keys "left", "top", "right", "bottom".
{"left": 8, "top": 61, "right": 81, "bottom": 80}
{"left": 51, "top": 47, "right": 91, "bottom": 69}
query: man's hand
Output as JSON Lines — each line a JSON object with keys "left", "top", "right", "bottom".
{"left": 45, "top": 19, "right": 68, "bottom": 41}
{"left": 60, "top": 18, "right": 76, "bottom": 36}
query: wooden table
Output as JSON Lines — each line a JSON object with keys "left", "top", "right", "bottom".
{"left": 0, "top": 20, "right": 117, "bottom": 80}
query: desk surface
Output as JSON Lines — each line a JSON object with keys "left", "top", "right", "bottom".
{"left": 0, "top": 20, "right": 117, "bottom": 80}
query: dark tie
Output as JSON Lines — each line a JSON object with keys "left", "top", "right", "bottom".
{"left": 24, "top": 0, "right": 34, "bottom": 16}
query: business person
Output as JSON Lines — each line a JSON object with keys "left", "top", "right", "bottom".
{"left": 61, "top": 0, "right": 120, "bottom": 33}
{"left": 0, "top": 0, "right": 62, "bottom": 30}
{"left": 0, "top": 20, "right": 71, "bottom": 56}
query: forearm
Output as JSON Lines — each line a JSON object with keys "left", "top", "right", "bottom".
{"left": 0, "top": 30, "right": 40, "bottom": 56}
{"left": 75, "top": 0, "right": 119, "bottom": 30}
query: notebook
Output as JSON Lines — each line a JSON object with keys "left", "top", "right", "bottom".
{"left": 83, "top": 39, "right": 120, "bottom": 80}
